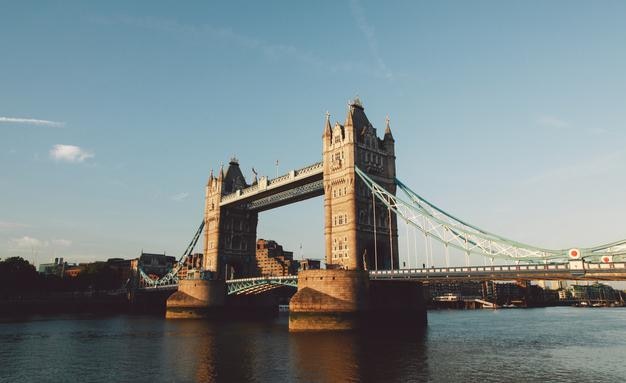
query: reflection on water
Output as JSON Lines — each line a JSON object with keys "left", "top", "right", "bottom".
{"left": 1, "top": 308, "right": 626, "bottom": 382}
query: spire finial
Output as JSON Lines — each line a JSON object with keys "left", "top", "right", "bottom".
{"left": 323, "top": 110, "right": 332, "bottom": 137}
{"left": 385, "top": 115, "right": 392, "bottom": 135}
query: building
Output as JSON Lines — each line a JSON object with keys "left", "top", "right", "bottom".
{"left": 299, "top": 258, "right": 321, "bottom": 271}
{"left": 426, "top": 281, "right": 484, "bottom": 301}
{"left": 177, "top": 253, "right": 203, "bottom": 280}
{"left": 568, "top": 283, "right": 620, "bottom": 303}
{"left": 64, "top": 265, "right": 83, "bottom": 278}
{"left": 38, "top": 257, "right": 66, "bottom": 277}
{"left": 138, "top": 252, "right": 176, "bottom": 279}
{"left": 254, "top": 239, "right": 298, "bottom": 277}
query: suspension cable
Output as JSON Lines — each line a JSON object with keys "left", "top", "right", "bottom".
{"left": 372, "top": 189, "right": 378, "bottom": 271}
{"left": 388, "top": 201, "right": 394, "bottom": 270}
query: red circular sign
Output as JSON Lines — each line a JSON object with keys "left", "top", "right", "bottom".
{"left": 569, "top": 249, "right": 580, "bottom": 258}
{"left": 602, "top": 256, "right": 610, "bottom": 263}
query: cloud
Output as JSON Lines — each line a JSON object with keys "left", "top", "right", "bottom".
{"left": 349, "top": 0, "right": 393, "bottom": 79}
{"left": 0, "top": 116, "right": 64, "bottom": 128}
{"left": 171, "top": 192, "right": 189, "bottom": 202}
{"left": 525, "top": 150, "right": 624, "bottom": 185}
{"left": 7, "top": 237, "right": 72, "bottom": 251}
{"left": 537, "top": 115, "right": 569, "bottom": 129}
{"left": 0, "top": 221, "right": 29, "bottom": 230}
{"left": 49, "top": 144, "right": 94, "bottom": 163}
{"left": 51, "top": 239, "right": 72, "bottom": 247}
{"left": 9, "top": 236, "right": 45, "bottom": 249}
{"left": 91, "top": 15, "right": 383, "bottom": 78}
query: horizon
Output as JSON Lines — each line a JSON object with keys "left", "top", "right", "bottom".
{"left": 2, "top": 1, "right": 626, "bottom": 271}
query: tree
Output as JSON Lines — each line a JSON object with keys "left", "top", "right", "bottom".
{"left": 0, "top": 257, "right": 39, "bottom": 296}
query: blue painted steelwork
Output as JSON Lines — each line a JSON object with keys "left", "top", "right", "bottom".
{"left": 226, "top": 276, "right": 298, "bottom": 295}
{"left": 355, "top": 166, "right": 626, "bottom": 262}
{"left": 137, "top": 220, "right": 205, "bottom": 288}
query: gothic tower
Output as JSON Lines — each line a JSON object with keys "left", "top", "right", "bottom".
{"left": 322, "top": 98, "right": 398, "bottom": 270}
{"left": 203, "top": 158, "right": 258, "bottom": 279}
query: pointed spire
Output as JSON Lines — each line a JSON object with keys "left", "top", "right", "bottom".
{"left": 323, "top": 111, "right": 332, "bottom": 137}
{"left": 218, "top": 162, "right": 224, "bottom": 181}
{"left": 345, "top": 103, "right": 354, "bottom": 126}
{"left": 207, "top": 169, "right": 214, "bottom": 186}
{"left": 385, "top": 115, "right": 392, "bottom": 135}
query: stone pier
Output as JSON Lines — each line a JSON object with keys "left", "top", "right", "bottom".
{"left": 165, "top": 279, "right": 225, "bottom": 319}
{"left": 289, "top": 269, "right": 427, "bottom": 331}
{"left": 289, "top": 269, "right": 370, "bottom": 331}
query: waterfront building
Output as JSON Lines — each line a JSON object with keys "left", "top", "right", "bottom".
{"left": 177, "top": 253, "right": 203, "bottom": 280}
{"left": 568, "top": 283, "right": 619, "bottom": 303}
{"left": 255, "top": 239, "right": 298, "bottom": 277}
{"left": 138, "top": 252, "right": 176, "bottom": 278}
{"left": 558, "top": 289, "right": 571, "bottom": 300}
{"left": 426, "top": 281, "right": 484, "bottom": 301}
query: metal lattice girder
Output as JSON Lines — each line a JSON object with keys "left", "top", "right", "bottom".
{"left": 220, "top": 162, "right": 323, "bottom": 207}
{"left": 355, "top": 166, "right": 626, "bottom": 262}
{"left": 225, "top": 276, "right": 298, "bottom": 295}
{"left": 246, "top": 180, "right": 324, "bottom": 211}
{"left": 137, "top": 219, "right": 205, "bottom": 287}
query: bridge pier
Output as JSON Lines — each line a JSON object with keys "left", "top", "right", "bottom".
{"left": 289, "top": 269, "right": 427, "bottom": 331}
{"left": 165, "top": 279, "right": 225, "bottom": 319}
{"left": 289, "top": 269, "right": 369, "bottom": 331}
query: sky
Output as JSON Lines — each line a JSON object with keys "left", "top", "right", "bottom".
{"left": 1, "top": 1, "right": 626, "bottom": 270}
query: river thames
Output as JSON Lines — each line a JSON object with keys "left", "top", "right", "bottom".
{"left": 1, "top": 307, "right": 625, "bottom": 382}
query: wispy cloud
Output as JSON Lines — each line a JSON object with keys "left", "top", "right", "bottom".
{"left": 9, "top": 236, "right": 45, "bottom": 249}
{"left": 0, "top": 116, "right": 65, "bottom": 128}
{"left": 349, "top": 0, "right": 393, "bottom": 79}
{"left": 51, "top": 239, "right": 72, "bottom": 247}
{"left": 0, "top": 221, "right": 30, "bottom": 230}
{"left": 171, "top": 192, "right": 189, "bottom": 202}
{"left": 7, "top": 236, "right": 72, "bottom": 250}
{"left": 525, "top": 150, "right": 624, "bottom": 185}
{"left": 536, "top": 115, "right": 569, "bottom": 129}
{"left": 50, "top": 144, "right": 94, "bottom": 163}
{"left": 91, "top": 15, "right": 383, "bottom": 78}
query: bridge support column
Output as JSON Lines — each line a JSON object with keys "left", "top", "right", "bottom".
{"left": 289, "top": 269, "right": 369, "bottom": 331}
{"left": 289, "top": 270, "right": 428, "bottom": 331}
{"left": 165, "top": 279, "right": 225, "bottom": 319}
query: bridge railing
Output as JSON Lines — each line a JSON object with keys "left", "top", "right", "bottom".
{"left": 369, "top": 262, "right": 626, "bottom": 279}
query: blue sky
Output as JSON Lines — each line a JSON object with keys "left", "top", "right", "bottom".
{"left": 1, "top": 1, "right": 625, "bottom": 268}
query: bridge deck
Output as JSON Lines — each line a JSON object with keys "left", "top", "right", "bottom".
{"left": 219, "top": 162, "right": 323, "bottom": 210}
{"left": 369, "top": 262, "right": 626, "bottom": 281}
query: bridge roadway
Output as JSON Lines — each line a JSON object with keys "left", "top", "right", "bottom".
{"left": 219, "top": 162, "right": 323, "bottom": 211}
{"left": 368, "top": 261, "right": 626, "bottom": 281}
{"left": 136, "top": 262, "right": 626, "bottom": 294}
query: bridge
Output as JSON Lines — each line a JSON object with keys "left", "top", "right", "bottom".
{"left": 132, "top": 97, "right": 626, "bottom": 330}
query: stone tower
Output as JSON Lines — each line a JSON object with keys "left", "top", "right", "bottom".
{"left": 322, "top": 98, "right": 398, "bottom": 271}
{"left": 203, "top": 158, "right": 258, "bottom": 279}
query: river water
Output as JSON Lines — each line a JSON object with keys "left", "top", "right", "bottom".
{"left": 1, "top": 307, "right": 625, "bottom": 382}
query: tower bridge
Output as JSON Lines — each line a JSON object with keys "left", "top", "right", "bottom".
{"left": 135, "top": 97, "right": 626, "bottom": 330}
